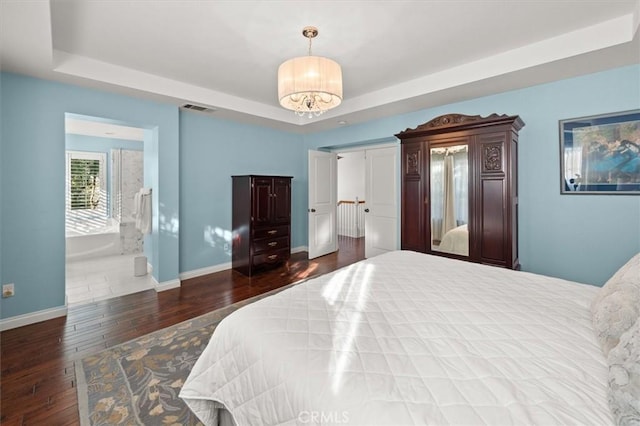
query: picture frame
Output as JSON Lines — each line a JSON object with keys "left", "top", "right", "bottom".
{"left": 560, "top": 109, "right": 640, "bottom": 194}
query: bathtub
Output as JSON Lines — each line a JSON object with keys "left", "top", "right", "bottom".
{"left": 66, "top": 220, "right": 121, "bottom": 261}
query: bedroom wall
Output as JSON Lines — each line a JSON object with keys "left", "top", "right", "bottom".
{"left": 0, "top": 72, "right": 180, "bottom": 320}
{"left": 304, "top": 64, "right": 640, "bottom": 286}
{"left": 178, "top": 110, "right": 306, "bottom": 274}
{"left": 0, "top": 80, "right": 3, "bottom": 307}
{"left": 1, "top": 64, "right": 638, "bottom": 324}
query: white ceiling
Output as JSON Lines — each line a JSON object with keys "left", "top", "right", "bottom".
{"left": 1, "top": 1, "right": 639, "bottom": 133}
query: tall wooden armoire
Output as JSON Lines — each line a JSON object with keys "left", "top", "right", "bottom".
{"left": 396, "top": 113, "right": 524, "bottom": 269}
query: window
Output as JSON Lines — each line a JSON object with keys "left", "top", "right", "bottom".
{"left": 66, "top": 151, "right": 108, "bottom": 235}
{"left": 70, "top": 158, "right": 102, "bottom": 210}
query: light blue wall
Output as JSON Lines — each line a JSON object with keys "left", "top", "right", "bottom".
{"left": 1, "top": 65, "right": 639, "bottom": 322}
{"left": 305, "top": 64, "right": 640, "bottom": 286}
{"left": 178, "top": 111, "right": 305, "bottom": 273}
{"left": 0, "top": 72, "right": 179, "bottom": 319}
{"left": 0, "top": 74, "right": 4, "bottom": 304}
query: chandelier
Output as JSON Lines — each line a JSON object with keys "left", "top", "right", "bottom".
{"left": 278, "top": 26, "right": 343, "bottom": 118}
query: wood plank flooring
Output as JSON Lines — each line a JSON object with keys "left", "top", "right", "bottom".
{"left": 0, "top": 236, "right": 364, "bottom": 425}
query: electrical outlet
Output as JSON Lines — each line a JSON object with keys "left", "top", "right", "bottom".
{"left": 2, "top": 283, "right": 15, "bottom": 298}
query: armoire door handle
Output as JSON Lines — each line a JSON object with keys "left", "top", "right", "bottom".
{"left": 364, "top": 208, "right": 370, "bottom": 213}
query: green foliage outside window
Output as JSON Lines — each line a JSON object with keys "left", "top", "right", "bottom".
{"left": 70, "top": 159, "right": 101, "bottom": 210}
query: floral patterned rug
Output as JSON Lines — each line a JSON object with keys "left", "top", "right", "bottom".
{"left": 76, "top": 283, "right": 296, "bottom": 426}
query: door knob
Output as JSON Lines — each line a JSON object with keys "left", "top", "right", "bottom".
{"left": 364, "top": 208, "right": 370, "bottom": 213}
{"left": 308, "top": 208, "right": 316, "bottom": 212}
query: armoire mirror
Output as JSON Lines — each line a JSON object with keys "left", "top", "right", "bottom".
{"left": 430, "top": 144, "right": 469, "bottom": 256}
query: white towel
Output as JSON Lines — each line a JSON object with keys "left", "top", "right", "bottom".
{"left": 133, "top": 192, "right": 141, "bottom": 222}
{"left": 134, "top": 188, "right": 152, "bottom": 235}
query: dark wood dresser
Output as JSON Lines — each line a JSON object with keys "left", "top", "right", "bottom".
{"left": 232, "top": 175, "right": 292, "bottom": 276}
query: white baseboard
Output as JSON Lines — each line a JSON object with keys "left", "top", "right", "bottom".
{"left": 0, "top": 304, "right": 68, "bottom": 331}
{"left": 154, "top": 278, "right": 181, "bottom": 292}
{"left": 178, "top": 247, "right": 309, "bottom": 281}
{"left": 179, "top": 261, "right": 232, "bottom": 280}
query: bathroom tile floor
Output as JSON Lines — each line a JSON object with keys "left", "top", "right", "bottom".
{"left": 65, "top": 253, "right": 155, "bottom": 305}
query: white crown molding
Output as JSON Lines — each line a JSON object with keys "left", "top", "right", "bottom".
{"left": 49, "top": 13, "right": 636, "bottom": 130}
{"left": 52, "top": 50, "right": 297, "bottom": 124}
{"left": 337, "top": 14, "right": 636, "bottom": 118}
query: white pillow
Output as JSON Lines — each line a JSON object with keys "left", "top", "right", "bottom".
{"left": 592, "top": 282, "right": 640, "bottom": 356}
{"left": 606, "top": 252, "right": 640, "bottom": 288}
{"left": 592, "top": 253, "right": 640, "bottom": 356}
{"left": 607, "top": 316, "right": 640, "bottom": 426}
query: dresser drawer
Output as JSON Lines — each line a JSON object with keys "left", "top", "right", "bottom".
{"left": 254, "top": 225, "right": 289, "bottom": 239}
{"left": 253, "top": 236, "right": 289, "bottom": 253}
{"left": 253, "top": 248, "right": 290, "bottom": 268}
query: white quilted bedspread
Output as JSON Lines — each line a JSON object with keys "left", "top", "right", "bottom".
{"left": 180, "top": 251, "right": 612, "bottom": 425}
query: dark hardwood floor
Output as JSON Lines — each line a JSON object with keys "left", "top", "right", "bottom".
{"left": 0, "top": 236, "right": 364, "bottom": 425}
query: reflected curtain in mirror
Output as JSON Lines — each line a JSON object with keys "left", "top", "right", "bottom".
{"left": 430, "top": 145, "right": 468, "bottom": 255}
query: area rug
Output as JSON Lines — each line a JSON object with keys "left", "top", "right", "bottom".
{"left": 76, "top": 282, "right": 298, "bottom": 426}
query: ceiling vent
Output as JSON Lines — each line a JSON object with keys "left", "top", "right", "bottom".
{"left": 181, "top": 103, "right": 216, "bottom": 113}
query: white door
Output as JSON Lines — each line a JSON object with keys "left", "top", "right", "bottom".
{"left": 365, "top": 146, "right": 398, "bottom": 258}
{"left": 308, "top": 150, "right": 338, "bottom": 259}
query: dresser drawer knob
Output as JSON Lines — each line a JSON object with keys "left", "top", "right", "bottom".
{"left": 268, "top": 242, "right": 278, "bottom": 247}
{"left": 267, "top": 230, "right": 278, "bottom": 235}
{"left": 267, "top": 254, "right": 278, "bottom": 260}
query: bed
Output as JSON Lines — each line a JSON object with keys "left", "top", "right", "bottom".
{"left": 436, "top": 224, "right": 468, "bottom": 256}
{"left": 180, "top": 250, "right": 640, "bottom": 425}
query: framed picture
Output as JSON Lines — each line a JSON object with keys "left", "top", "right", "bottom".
{"left": 560, "top": 110, "right": 640, "bottom": 194}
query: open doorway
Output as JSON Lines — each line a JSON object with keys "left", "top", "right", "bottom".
{"left": 336, "top": 151, "right": 366, "bottom": 256}
{"left": 64, "top": 113, "right": 154, "bottom": 305}
{"left": 335, "top": 144, "right": 398, "bottom": 258}
{"left": 308, "top": 144, "right": 398, "bottom": 261}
